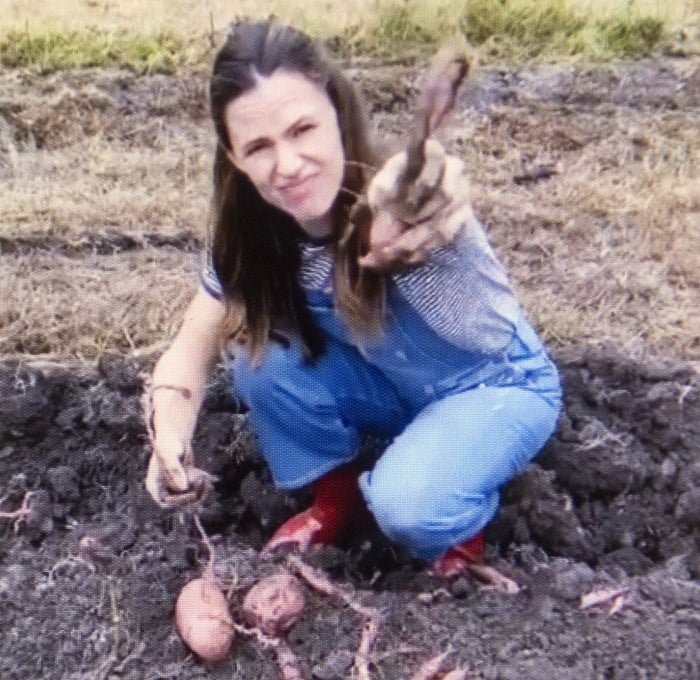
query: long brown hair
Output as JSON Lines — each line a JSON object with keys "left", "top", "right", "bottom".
{"left": 209, "top": 20, "right": 384, "bottom": 363}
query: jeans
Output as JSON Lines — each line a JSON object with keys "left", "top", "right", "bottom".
{"left": 228, "top": 290, "right": 561, "bottom": 560}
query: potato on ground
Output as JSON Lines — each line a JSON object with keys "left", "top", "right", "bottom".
{"left": 175, "top": 577, "right": 235, "bottom": 662}
{"left": 242, "top": 574, "right": 306, "bottom": 636}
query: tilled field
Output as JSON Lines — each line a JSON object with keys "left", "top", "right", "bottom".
{"left": 0, "top": 350, "right": 698, "bottom": 679}
{"left": 1, "top": 56, "right": 699, "bottom": 679}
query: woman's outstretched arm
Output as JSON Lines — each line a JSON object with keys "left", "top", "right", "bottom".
{"left": 145, "top": 287, "right": 231, "bottom": 508}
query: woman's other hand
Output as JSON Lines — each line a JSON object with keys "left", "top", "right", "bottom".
{"left": 145, "top": 432, "right": 216, "bottom": 509}
{"left": 358, "top": 140, "right": 475, "bottom": 269}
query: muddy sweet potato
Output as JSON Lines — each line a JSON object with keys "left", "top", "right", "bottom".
{"left": 175, "top": 577, "right": 235, "bottom": 662}
{"left": 242, "top": 574, "right": 305, "bottom": 637}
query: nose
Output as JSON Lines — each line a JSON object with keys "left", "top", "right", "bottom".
{"left": 274, "top": 141, "right": 304, "bottom": 180}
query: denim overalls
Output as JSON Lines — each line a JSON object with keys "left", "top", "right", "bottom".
{"left": 208, "top": 223, "right": 562, "bottom": 561}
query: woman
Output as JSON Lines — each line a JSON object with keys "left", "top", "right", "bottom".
{"left": 145, "top": 20, "right": 561, "bottom": 587}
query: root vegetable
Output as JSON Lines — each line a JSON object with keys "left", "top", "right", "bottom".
{"left": 175, "top": 577, "right": 234, "bottom": 662}
{"left": 242, "top": 574, "right": 305, "bottom": 637}
{"left": 286, "top": 555, "right": 381, "bottom": 680}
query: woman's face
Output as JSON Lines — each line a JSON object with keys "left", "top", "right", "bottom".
{"left": 224, "top": 69, "right": 345, "bottom": 238}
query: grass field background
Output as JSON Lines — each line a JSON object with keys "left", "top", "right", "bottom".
{"left": 1, "top": 1, "right": 698, "bottom": 362}
{"left": 1, "top": 0, "right": 698, "bottom": 71}
{"left": 3, "top": 0, "right": 695, "bottom": 34}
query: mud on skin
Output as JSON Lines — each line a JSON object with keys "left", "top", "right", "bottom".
{"left": 0, "top": 347, "right": 698, "bottom": 680}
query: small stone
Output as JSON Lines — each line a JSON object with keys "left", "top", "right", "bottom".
{"left": 675, "top": 462, "right": 700, "bottom": 493}
{"left": 607, "top": 389, "right": 634, "bottom": 413}
{"left": 664, "top": 554, "right": 693, "bottom": 580}
{"left": 660, "top": 457, "right": 677, "bottom": 479}
{"left": 653, "top": 457, "right": 679, "bottom": 491}
{"left": 599, "top": 547, "right": 654, "bottom": 576}
{"left": 473, "top": 601, "right": 493, "bottom": 618}
{"left": 548, "top": 561, "right": 596, "bottom": 600}
{"left": 46, "top": 465, "right": 80, "bottom": 502}
{"left": 449, "top": 576, "right": 475, "bottom": 599}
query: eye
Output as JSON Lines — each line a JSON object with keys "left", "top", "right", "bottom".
{"left": 293, "top": 123, "right": 316, "bottom": 137}
{"left": 244, "top": 141, "right": 269, "bottom": 157}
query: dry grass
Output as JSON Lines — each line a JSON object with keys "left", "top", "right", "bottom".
{"left": 0, "top": 128, "right": 211, "bottom": 240}
{"left": 0, "top": 248, "right": 196, "bottom": 360}
{"left": 0, "top": 74, "right": 213, "bottom": 359}
{"left": 3, "top": 0, "right": 695, "bottom": 36}
{"left": 0, "top": 58, "right": 698, "bottom": 363}
{"left": 462, "top": 110, "right": 700, "bottom": 360}
{"left": 0, "top": 133, "right": 207, "bottom": 360}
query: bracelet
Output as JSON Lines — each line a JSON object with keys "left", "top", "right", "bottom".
{"left": 150, "top": 384, "right": 192, "bottom": 399}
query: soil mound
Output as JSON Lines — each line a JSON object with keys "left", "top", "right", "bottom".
{"left": 1, "top": 349, "right": 698, "bottom": 678}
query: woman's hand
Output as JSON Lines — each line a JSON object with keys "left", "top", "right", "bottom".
{"left": 358, "top": 140, "right": 475, "bottom": 269}
{"left": 145, "top": 431, "right": 216, "bottom": 509}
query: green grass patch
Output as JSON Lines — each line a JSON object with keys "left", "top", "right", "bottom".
{"left": 458, "top": 0, "right": 586, "bottom": 51}
{"left": 335, "top": 0, "right": 670, "bottom": 61}
{"left": 596, "top": 15, "right": 665, "bottom": 57}
{"left": 0, "top": 28, "right": 197, "bottom": 73}
{"left": 0, "top": 1, "right": 675, "bottom": 70}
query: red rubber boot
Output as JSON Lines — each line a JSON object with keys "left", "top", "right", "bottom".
{"left": 264, "top": 465, "right": 364, "bottom": 553}
{"left": 431, "top": 531, "right": 520, "bottom": 593}
{"left": 430, "top": 531, "right": 485, "bottom": 578}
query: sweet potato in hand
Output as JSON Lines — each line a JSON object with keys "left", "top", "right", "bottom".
{"left": 358, "top": 142, "right": 475, "bottom": 269}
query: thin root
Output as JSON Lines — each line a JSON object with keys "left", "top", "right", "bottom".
{"left": 466, "top": 562, "right": 520, "bottom": 595}
{"left": 286, "top": 555, "right": 382, "bottom": 680}
{"left": 408, "top": 648, "right": 451, "bottom": 680}
{"left": 232, "top": 622, "right": 304, "bottom": 680}
{"left": 0, "top": 492, "right": 35, "bottom": 532}
{"left": 193, "top": 514, "right": 215, "bottom": 561}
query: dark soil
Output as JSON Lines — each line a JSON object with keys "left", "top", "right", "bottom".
{"left": 1, "top": 56, "right": 699, "bottom": 679}
{"left": 1, "top": 347, "right": 698, "bottom": 680}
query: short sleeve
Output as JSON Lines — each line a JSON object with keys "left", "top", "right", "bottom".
{"left": 199, "top": 257, "right": 223, "bottom": 300}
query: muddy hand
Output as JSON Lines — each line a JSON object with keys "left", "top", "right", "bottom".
{"left": 358, "top": 42, "right": 472, "bottom": 269}
{"left": 145, "top": 438, "right": 216, "bottom": 509}
{"left": 358, "top": 141, "right": 475, "bottom": 269}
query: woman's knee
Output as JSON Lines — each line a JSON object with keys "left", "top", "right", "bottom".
{"left": 359, "top": 467, "right": 497, "bottom": 560}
